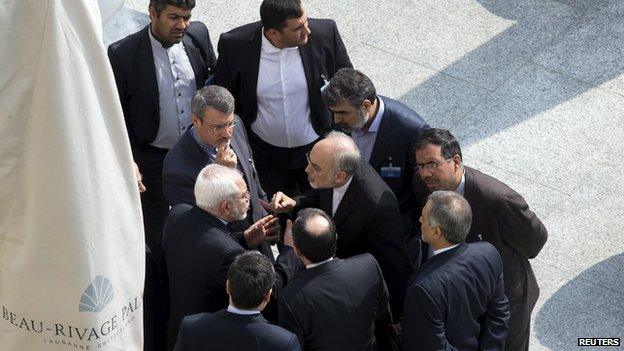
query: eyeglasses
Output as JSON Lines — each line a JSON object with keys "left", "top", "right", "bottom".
{"left": 414, "top": 157, "right": 453, "bottom": 172}
{"left": 305, "top": 151, "right": 321, "bottom": 172}
{"left": 208, "top": 120, "right": 237, "bottom": 133}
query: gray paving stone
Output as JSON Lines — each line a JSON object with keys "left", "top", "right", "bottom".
{"left": 369, "top": 0, "right": 576, "bottom": 90}
{"left": 348, "top": 45, "right": 492, "bottom": 129}
{"left": 534, "top": 0, "right": 624, "bottom": 96}
{"left": 452, "top": 62, "right": 624, "bottom": 195}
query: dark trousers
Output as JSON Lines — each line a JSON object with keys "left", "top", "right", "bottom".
{"left": 248, "top": 131, "right": 315, "bottom": 198}
{"left": 138, "top": 146, "right": 169, "bottom": 351}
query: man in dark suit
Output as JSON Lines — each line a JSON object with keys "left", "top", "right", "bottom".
{"left": 213, "top": 0, "right": 352, "bottom": 197}
{"left": 413, "top": 129, "right": 548, "bottom": 351}
{"left": 279, "top": 208, "right": 392, "bottom": 351}
{"left": 270, "top": 132, "right": 412, "bottom": 324}
{"left": 403, "top": 191, "right": 509, "bottom": 350}
{"left": 163, "top": 164, "right": 299, "bottom": 350}
{"left": 322, "top": 68, "right": 430, "bottom": 265}
{"left": 107, "top": 1, "right": 216, "bottom": 349}
{"left": 175, "top": 252, "right": 301, "bottom": 351}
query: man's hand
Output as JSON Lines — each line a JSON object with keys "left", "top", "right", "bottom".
{"left": 134, "top": 162, "right": 146, "bottom": 193}
{"left": 244, "top": 215, "right": 279, "bottom": 248}
{"left": 215, "top": 140, "right": 237, "bottom": 168}
{"left": 283, "top": 219, "right": 294, "bottom": 248}
{"left": 270, "top": 191, "right": 296, "bottom": 213}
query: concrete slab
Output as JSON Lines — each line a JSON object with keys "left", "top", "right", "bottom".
{"left": 349, "top": 45, "right": 492, "bottom": 129}
{"left": 370, "top": 0, "right": 576, "bottom": 89}
{"left": 534, "top": 0, "right": 624, "bottom": 96}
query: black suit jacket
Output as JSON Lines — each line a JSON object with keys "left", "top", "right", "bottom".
{"left": 108, "top": 23, "right": 216, "bottom": 159}
{"left": 278, "top": 254, "right": 391, "bottom": 351}
{"left": 369, "top": 96, "right": 429, "bottom": 213}
{"left": 162, "top": 204, "right": 300, "bottom": 350}
{"left": 175, "top": 310, "right": 301, "bottom": 351}
{"left": 403, "top": 242, "right": 510, "bottom": 351}
{"left": 213, "top": 19, "right": 352, "bottom": 136}
{"left": 295, "top": 162, "right": 412, "bottom": 319}
{"left": 162, "top": 116, "right": 266, "bottom": 215}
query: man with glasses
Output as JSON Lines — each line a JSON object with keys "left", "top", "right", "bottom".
{"left": 412, "top": 128, "right": 548, "bottom": 351}
{"left": 163, "top": 164, "right": 299, "bottom": 350}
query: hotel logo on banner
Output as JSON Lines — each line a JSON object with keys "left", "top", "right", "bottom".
{"left": 1, "top": 275, "right": 141, "bottom": 349}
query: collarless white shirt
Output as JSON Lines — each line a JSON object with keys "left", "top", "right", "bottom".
{"left": 148, "top": 29, "right": 196, "bottom": 149}
{"left": 455, "top": 170, "right": 466, "bottom": 196}
{"left": 352, "top": 97, "right": 386, "bottom": 162}
{"left": 332, "top": 176, "right": 353, "bottom": 216}
{"left": 432, "top": 244, "right": 460, "bottom": 257}
{"left": 252, "top": 32, "right": 318, "bottom": 148}
{"left": 305, "top": 257, "right": 334, "bottom": 269}
{"left": 227, "top": 305, "right": 261, "bottom": 315}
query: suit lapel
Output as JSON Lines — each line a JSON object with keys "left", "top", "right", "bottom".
{"left": 139, "top": 27, "right": 158, "bottom": 103}
{"left": 332, "top": 181, "right": 356, "bottom": 227}
{"left": 182, "top": 35, "right": 204, "bottom": 89}
{"left": 299, "top": 42, "right": 317, "bottom": 108}
{"left": 369, "top": 98, "right": 397, "bottom": 168}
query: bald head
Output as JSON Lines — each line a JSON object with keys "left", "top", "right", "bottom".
{"left": 292, "top": 208, "right": 337, "bottom": 263}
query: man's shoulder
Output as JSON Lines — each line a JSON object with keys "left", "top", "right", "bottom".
{"left": 465, "top": 166, "right": 519, "bottom": 203}
{"left": 163, "top": 131, "right": 200, "bottom": 169}
{"left": 353, "top": 162, "right": 397, "bottom": 203}
{"left": 308, "top": 18, "right": 337, "bottom": 31}
{"left": 379, "top": 96, "right": 428, "bottom": 131}
{"left": 108, "top": 26, "right": 148, "bottom": 54}
{"left": 219, "top": 21, "right": 262, "bottom": 42}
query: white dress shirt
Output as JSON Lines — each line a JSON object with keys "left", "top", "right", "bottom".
{"left": 352, "top": 97, "right": 386, "bottom": 162}
{"left": 332, "top": 176, "right": 353, "bottom": 216}
{"left": 252, "top": 32, "right": 318, "bottom": 148}
{"left": 432, "top": 244, "right": 460, "bottom": 257}
{"left": 227, "top": 305, "right": 261, "bottom": 315}
{"left": 305, "top": 257, "right": 333, "bottom": 269}
{"left": 149, "top": 29, "right": 196, "bottom": 149}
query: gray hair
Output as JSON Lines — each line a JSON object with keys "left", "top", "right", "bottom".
{"left": 324, "top": 131, "right": 361, "bottom": 176}
{"left": 427, "top": 191, "right": 472, "bottom": 244}
{"left": 322, "top": 68, "right": 377, "bottom": 107}
{"left": 194, "top": 164, "right": 243, "bottom": 211}
{"left": 191, "top": 85, "right": 235, "bottom": 120}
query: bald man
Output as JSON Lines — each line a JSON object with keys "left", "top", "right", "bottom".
{"left": 270, "top": 131, "right": 411, "bottom": 323}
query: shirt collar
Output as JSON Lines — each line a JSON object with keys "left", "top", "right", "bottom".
{"left": 227, "top": 305, "right": 261, "bottom": 315}
{"left": 261, "top": 28, "right": 299, "bottom": 53}
{"left": 366, "top": 97, "right": 385, "bottom": 133}
{"left": 191, "top": 126, "right": 217, "bottom": 156}
{"left": 454, "top": 169, "right": 466, "bottom": 196}
{"left": 432, "top": 244, "right": 459, "bottom": 257}
{"left": 333, "top": 176, "right": 353, "bottom": 196}
{"left": 306, "top": 257, "right": 333, "bottom": 269}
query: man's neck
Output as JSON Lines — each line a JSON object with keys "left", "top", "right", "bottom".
{"left": 149, "top": 25, "right": 173, "bottom": 48}
{"left": 263, "top": 30, "right": 284, "bottom": 49}
{"left": 361, "top": 97, "right": 380, "bottom": 131}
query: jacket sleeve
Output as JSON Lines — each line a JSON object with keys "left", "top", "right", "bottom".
{"left": 278, "top": 295, "right": 306, "bottom": 350}
{"left": 213, "top": 35, "right": 234, "bottom": 93}
{"left": 479, "top": 267, "right": 510, "bottom": 350}
{"left": 498, "top": 191, "right": 548, "bottom": 259}
{"left": 403, "top": 284, "right": 458, "bottom": 351}
{"left": 162, "top": 168, "right": 195, "bottom": 207}
{"left": 331, "top": 20, "right": 352, "bottom": 70}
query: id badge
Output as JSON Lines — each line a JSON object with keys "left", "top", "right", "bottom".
{"left": 380, "top": 166, "right": 401, "bottom": 179}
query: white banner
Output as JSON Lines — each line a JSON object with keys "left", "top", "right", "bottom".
{"left": 0, "top": 0, "right": 144, "bottom": 350}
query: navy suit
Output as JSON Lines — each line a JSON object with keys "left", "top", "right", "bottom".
{"left": 403, "top": 242, "right": 510, "bottom": 351}
{"left": 175, "top": 310, "right": 301, "bottom": 351}
{"left": 162, "top": 205, "right": 299, "bottom": 350}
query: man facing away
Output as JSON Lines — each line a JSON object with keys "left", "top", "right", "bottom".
{"left": 214, "top": 0, "right": 352, "bottom": 197}
{"left": 403, "top": 191, "right": 509, "bottom": 350}
{"left": 279, "top": 208, "right": 392, "bottom": 351}
{"left": 175, "top": 252, "right": 301, "bottom": 351}
{"left": 412, "top": 129, "right": 548, "bottom": 351}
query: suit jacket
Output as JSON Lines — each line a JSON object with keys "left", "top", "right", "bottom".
{"left": 403, "top": 242, "right": 510, "bottom": 351}
{"left": 213, "top": 19, "right": 352, "bottom": 136}
{"left": 369, "top": 96, "right": 429, "bottom": 213}
{"left": 162, "top": 204, "right": 300, "bottom": 350}
{"left": 278, "top": 254, "right": 391, "bottom": 351}
{"left": 295, "top": 162, "right": 412, "bottom": 319}
{"left": 414, "top": 166, "right": 548, "bottom": 347}
{"left": 108, "top": 23, "right": 216, "bottom": 160}
{"left": 175, "top": 310, "right": 301, "bottom": 351}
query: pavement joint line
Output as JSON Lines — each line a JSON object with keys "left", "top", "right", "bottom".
{"left": 360, "top": 41, "right": 495, "bottom": 93}
{"left": 533, "top": 258, "right": 624, "bottom": 297}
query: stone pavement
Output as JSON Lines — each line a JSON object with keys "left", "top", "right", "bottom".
{"left": 105, "top": 1, "right": 624, "bottom": 349}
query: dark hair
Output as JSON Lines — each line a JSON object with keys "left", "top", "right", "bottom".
{"left": 427, "top": 191, "right": 472, "bottom": 244}
{"left": 149, "top": 0, "right": 195, "bottom": 15}
{"left": 227, "top": 252, "right": 275, "bottom": 309}
{"left": 414, "top": 128, "right": 463, "bottom": 161}
{"left": 260, "top": 0, "right": 304, "bottom": 31}
{"left": 293, "top": 208, "right": 337, "bottom": 263}
{"left": 322, "top": 68, "right": 377, "bottom": 107}
{"left": 191, "top": 85, "right": 235, "bottom": 120}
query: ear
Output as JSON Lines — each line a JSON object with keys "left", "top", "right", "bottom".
{"left": 262, "top": 289, "right": 272, "bottom": 304}
{"left": 451, "top": 154, "right": 462, "bottom": 168}
{"left": 191, "top": 114, "right": 201, "bottom": 127}
{"left": 334, "top": 170, "right": 347, "bottom": 184}
{"left": 148, "top": 6, "right": 158, "bottom": 21}
{"left": 361, "top": 99, "right": 373, "bottom": 113}
{"left": 220, "top": 200, "right": 231, "bottom": 216}
{"left": 225, "top": 279, "right": 231, "bottom": 295}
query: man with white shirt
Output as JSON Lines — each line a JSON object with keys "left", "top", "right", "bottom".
{"left": 108, "top": 1, "right": 216, "bottom": 349}
{"left": 163, "top": 164, "right": 299, "bottom": 350}
{"left": 403, "top": 191, "right": 509, "bottom": 350}
{"left": 412, "top": 129, "right": 547, "bottom": 351}
{"left": 175, "top": 252, "right": 301, "bottom": 351}
{"left": 270, "top": 131, "right": 412, "bottom": 324}
{"left": 279, "top": 209, "right": 392, "bottom": 351}
{"left": 213, "top": 0, "right": 352, "bottom": 197}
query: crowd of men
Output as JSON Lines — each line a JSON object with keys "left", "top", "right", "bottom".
{"left": 108, "top": 0, "right": 548, "bottom": 350}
